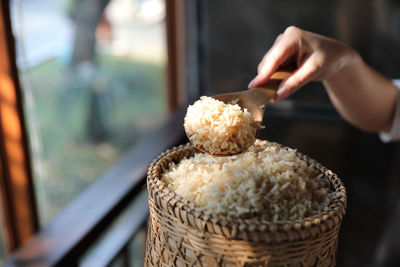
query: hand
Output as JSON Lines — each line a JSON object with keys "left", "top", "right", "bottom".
{"left": 248, "top": 26, "right": 358, "bottom": 102}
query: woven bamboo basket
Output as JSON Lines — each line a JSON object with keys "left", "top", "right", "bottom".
{"left": 145, "top": 141, "right": 347, "bottom": 267}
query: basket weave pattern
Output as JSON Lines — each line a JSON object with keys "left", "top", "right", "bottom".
{"left": 145, "top": 142, "right": 347, "bottom": 266}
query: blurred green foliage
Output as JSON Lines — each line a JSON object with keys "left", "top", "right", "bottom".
{"left": 23, "top": 55, "right": 166, "bottom": 225}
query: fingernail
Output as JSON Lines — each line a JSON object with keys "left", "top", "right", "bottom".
{"left": 277, "top": 86, "right": 286, "bottom": 97}
{"left": 248, "top": 78, "right": 256, "bottom": 88}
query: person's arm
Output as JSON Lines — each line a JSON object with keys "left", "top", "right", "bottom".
{"left": 249, "top": 26, "right": 398, "bottom": 133}
{"left": 323, "top": 55, "right": 397, "bottom": 132}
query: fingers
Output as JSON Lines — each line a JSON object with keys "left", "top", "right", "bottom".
{"left": 249, "top": 26, "right": 305, "bottom": 88}
{"left": 273, "top": 53, "right": 322, "bottom": 101}
{"left": 256, "top": 34, "right": 284, "bottom": 73}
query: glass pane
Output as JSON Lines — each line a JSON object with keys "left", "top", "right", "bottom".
{"left": 11, "top": 0, "right": 167, "bottom": 225}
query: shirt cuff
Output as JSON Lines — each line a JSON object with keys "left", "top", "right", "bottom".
{"left": 379, "top": 79, "right": 400, "bottom": 143}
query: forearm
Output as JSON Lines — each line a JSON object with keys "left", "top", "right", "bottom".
{"left": 323, "top": 53, "right": 398, "bottom": 132}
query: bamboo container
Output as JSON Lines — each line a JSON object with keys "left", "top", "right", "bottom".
{"left": 145, "top": 142, "right": 347, "bottom": 266}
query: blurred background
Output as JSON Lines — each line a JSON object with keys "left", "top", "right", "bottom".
{"left": 4, "top": 0, "right": 400, "bottom": 266}
{"left": 8, "top": 0, "right": 168, "bottom": 265}
{"left": 10, "top": 0, "right": 168, "bottom": 226}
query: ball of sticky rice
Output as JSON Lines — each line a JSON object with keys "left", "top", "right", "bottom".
{"left": 184, "top": 96, "right": 258, "bottom": 155}
{"left": 161, "top": 141, "right": 332, "bottom": 222}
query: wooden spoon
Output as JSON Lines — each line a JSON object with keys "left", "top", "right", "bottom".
{"left": 213, "top": 65, "right": 294, "bottom": 123}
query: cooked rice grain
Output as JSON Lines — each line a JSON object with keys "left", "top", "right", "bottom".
{"left": 161, "top": 141, "right": 332, "bottom": 222}
{"left": 184, "top": 96, "right": 258, "bottom": 155}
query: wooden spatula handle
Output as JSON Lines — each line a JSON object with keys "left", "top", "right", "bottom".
{"left": 270, "top": 66, "right": 294, "bottom": 80}
{"left": 258, "top": 64, "right": 296, "bottom": 89}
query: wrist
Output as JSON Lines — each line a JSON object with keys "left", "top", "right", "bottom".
{"left": 324, "top": 47, "right": 363, "bottom": 84}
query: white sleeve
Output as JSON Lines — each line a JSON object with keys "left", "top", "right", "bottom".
{"left": 379, "top": 79, "right": 400, "bottom": 143}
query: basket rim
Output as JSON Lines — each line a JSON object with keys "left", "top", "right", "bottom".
{"left": 147, "top": 140, "right": 347, "bottom": 241}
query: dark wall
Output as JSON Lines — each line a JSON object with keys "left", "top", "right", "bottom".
{"left": 204, "top": 0, "right": 400, "bottom": 100}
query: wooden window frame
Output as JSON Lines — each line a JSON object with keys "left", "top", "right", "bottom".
{"left": 1, "top": 0, "right": 193, "bottom": 265}
{"left": 165, "top": 0, "right": 187, "bottom": 111}
{"left": 0, "top": 0, "right": 39, "bottom": 251}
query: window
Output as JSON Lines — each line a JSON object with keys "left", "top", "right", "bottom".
{"left": 11, "top": 0, "right": 167, "bottom": 226}
{"left": 1, "top": 0, "right": 186, "bottom": 264}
